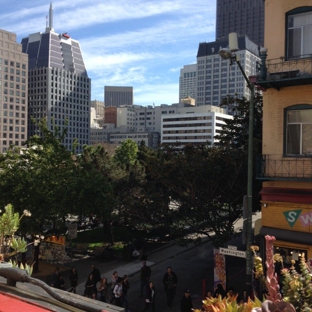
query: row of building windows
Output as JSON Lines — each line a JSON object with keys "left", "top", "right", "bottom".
{"left": 0, "top": 59, "right": 27, "bottom": 69}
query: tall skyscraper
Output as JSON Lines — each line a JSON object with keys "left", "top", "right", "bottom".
{"left": 179, "top": 64, "right": 197, "bottom": 101}
{"left": 104, "top": 86, "right": 133, "bottom": 107}
{"left": 0, "top": 29, "right": 29, "bottom": 153}
{"left": 21, "top": 4, "right": 90, "bottom": 152}
{"left": 216, "top": 0, "right": 264, "bottom": 46}
{"left": 196, "top": 36, "right": 260, "bottom": 108}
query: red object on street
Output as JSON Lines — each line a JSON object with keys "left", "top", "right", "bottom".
{"left": 0, "top": 292, "right": 54, "bottom": 312}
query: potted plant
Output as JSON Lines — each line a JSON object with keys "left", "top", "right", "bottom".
{"left": 0, "top": 204, "right": 31, "bottom": 270}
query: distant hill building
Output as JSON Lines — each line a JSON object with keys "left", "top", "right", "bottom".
{"left": 21, "top": 4, "right": 90, "bottom": 153}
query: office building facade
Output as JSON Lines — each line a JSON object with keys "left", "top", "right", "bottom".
{"left": 216, "top": 0, "right": 264, "bottom": 46}
{"left": 179, "top": 64, "right": 197, "bottom": 101}
{"left": 196, "top": 36, "right": 260, "bottom": 108}
{"left": 104, "top": 86, "right": 133, "bottom": 107}
{"left": 0, "top": 29, "right": 29, "bottom": 153}
{"left": 21, "top": 4, "right": 90, "bottom": 153}
{"left": 161, "top": 105, "right": 231, "bottom": 145}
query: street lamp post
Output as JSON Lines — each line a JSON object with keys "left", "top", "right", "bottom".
{"left": 218, "top": 33, "right": 254, "bottom": 297}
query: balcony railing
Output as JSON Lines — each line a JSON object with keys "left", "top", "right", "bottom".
{"left": 256, "top": 154, "right": 312, "bottom": 181}
{"left": 256, "top": 55, "right": 312, "bottom": 89}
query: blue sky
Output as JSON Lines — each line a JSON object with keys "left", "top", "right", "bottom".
{"left": 0, "top": 0, "right": 216, "bottom": 106}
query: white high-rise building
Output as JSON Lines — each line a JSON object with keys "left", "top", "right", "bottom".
{"left": 179, "top": 64, "right": 197, "bottom": 101}
{"left": 161, "top": 105, "right": 231, "bottom": 145}
{"left": 21, "top": 4, "right": 90, "bottom": 153}
{"left": 196, "top": 35, "right": 260, "bottom": 109}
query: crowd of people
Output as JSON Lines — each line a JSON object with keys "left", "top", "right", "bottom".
{"left": 51, "top": 263, "right": 246, "bottom": 312}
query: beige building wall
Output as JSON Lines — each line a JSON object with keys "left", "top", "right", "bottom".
{"left": 0, "top": 29, "right": 28, "bottom": 153}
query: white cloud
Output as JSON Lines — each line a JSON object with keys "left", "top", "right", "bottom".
{"left": 0, "top": 0, "right": 217, "bottom": 105}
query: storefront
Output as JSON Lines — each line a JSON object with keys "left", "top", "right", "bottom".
{"left": 260, "top": 184, "right": 312, "bottom": 270}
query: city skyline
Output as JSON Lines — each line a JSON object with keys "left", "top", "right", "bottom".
{"left": 0, "top": 0, "right": 216, "bottom": 106}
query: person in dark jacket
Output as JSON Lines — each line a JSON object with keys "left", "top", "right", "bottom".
{"left": 180, "top": 289, "right": 193, "bottom": 312}
{"left": 52, "top": 267, "right": 60, "bottom": 288}
{"left": 162, "top": 266, "right": 178, "bottom": 307}
{"left": 69, "top": 267, "right": 78, "bottom": 293}
{"left": 142, "top": 281, "right": 155, "bottom": 312}
{"left": 213, "top": 283, "right": 226, "bottom": 298}
{"left": 140, "top": 261, "right": 151, "bottom": 297}
{"left": 84, "top": 274, "right": 96, "bottom": 299}
{"left": 90, "top": 264, "right": 101, "bottom": 285}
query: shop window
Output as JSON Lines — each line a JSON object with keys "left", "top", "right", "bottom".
{"left": 285, "top": 105, "right": 312, "bottom": 155}
{"left": 287, "top": 7, "right": 312, "bottom": 59}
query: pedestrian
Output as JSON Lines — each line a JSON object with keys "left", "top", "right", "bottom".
{"left": 122, "top": 275, "right": 130, "bottom": 312}
{"left": 140, "top": 261, "right": 151, "bottom": 297}
{"left": 90, "top": 264, "right": 101, "bottom": 285}
{"left": 206, "top": 289, "right": 213, "bottom": 299}
{"left": 84, "top": 274, "right": 97, "bottom": 299}
{"left": 113, "top": 278, "right": 123, "bottom": 307}
{"left": 163, "top": 266, "right": 178, "bottom": 308}
{"left": 237, "top": 289, "right": 248, "bottom": 304}
{"left": 69, "top": 267, "right": 78, "bottom": 293}
{"left": 142, "top": 281, "right": 155, "bottom": 312}
{"left": 180, "top": 289, "right": 193, "bottom": 312}
{"left": 97, "top": 277, "right": 110, "bottom": 302}
{"left": 51, "top": 267, "right": 60, "bottom": 288}
{"left": 110, "top": 271, "right": 119, "bottom": 304}
{"left": 213, "top": 283, "right": 226, "bottom": 298}
{"left": 59, "top": 275, "right": 66, "bottom": 290}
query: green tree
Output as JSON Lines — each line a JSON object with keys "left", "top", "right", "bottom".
{"left": 215, "top": 92, "right": 263, "bottom": 213}
{"left": 114, "top": 139, "right": 139, "bottom": 170}
{"left": 215, "top": 92, "right": 263, "bottom": 155}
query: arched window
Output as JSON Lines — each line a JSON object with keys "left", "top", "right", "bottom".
{"left": 285, "top": 104, "right": 312, "bottom": 155}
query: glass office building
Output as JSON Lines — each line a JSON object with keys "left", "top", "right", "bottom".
{"left": 21, "top": 4, "right": 90, "bottom": 152}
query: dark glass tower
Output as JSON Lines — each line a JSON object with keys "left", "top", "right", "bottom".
{"left": 21, "top": 4, "right": 90, "bottom": 152}
{"left": 216, "top": 0, "right": 264, "bottom": 46}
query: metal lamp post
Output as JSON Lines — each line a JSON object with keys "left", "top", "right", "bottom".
{"left": 218, "top": 34, "right": 254, "bottom": 296}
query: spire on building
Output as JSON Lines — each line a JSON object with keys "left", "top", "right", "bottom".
{"left": 46, "top": 3, "right": 54, "bottom": 32}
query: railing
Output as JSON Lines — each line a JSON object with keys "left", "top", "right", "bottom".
{"left": 257, "top": 55, "right": 312, "bottom": 83}
{"left": 256, "top": 154, "right": 312, "bottom": 181}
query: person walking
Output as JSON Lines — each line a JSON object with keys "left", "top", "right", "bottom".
{"left": 180, "top": 289, "right": 193, "bottom": 312}
{"left": 122, "top": 275, "right": 130, "bottom": 312}
{"left": 84, "top": 274, "right": 96, "bottom": 299}
{"left": 69, "top": 267, "right": 78, "bottom": 293}
{"left": 113, "top": 278, "right": 123, "bottom": 307}
{"left": 97, "top": 277, "right": 110, "bottom": 302}
{"left": 90, "top": 264, "right": 101, "bottom": 285}
{"left": 213, "top": 283, "right": 226, "bottom": 298}
{"left": 163, "top": 266, "right": 178, "bottom": 308}
{"left": 142, "top": 281, "right": 155, "bottom": 312}
{"left": 140, "top": 261, "right": 151, "bottom": 297}
{"left": 51, "top": 267, "right": 60, "bottom": 288}
{"left": 110, "top": 271, "right": 119, "bottom": 304}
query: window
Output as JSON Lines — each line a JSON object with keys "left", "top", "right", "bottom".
{"left": 285, "top": 105, "right": 312, "bottom": 155}
{"left": 287, "top": 8, "right": 312, "bottom": 59}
